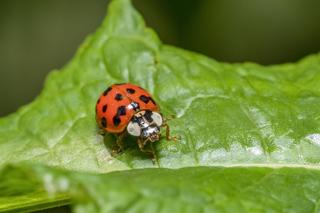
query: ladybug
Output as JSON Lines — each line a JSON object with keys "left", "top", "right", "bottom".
{"left": 96, "top": 83, "right": 178, "bottom": 159}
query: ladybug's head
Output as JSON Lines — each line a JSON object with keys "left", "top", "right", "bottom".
{"left": 126, "top": 110, "right": 163, "bottom": 142}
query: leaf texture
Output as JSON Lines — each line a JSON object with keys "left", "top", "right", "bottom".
{"left": 0, "top": 0, "right": 320, "bottom": 211}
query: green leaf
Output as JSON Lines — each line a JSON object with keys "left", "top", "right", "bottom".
{"left": 2, "top": 164, "right": 320, "bottom": 213}
{"left": 1, "top": 0, "right": 320, "bottom": 211}
{"left": 1, "top": 0, "right": 320, "bottom": 171}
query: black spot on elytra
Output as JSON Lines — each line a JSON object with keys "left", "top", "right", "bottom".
{"left": 126, "top": 88, "right": 135, "bottom": 94}
{"left": 149, "top": 97, "right": 156, "bottom": 105}
{"left": 139, "top": 95, "right": 150, "bottom": 104}
{"left": 144, "top": 110, "right": 153, "bottom": 122}
{"left": 113, "top": 116, "right": 121, "bottom": 126}
{"left": 117, "top": 106, "right": 126, "bottom": 116}
{"left": 101, "top": 117, "right": 107, "bottom": 128}
{"left": 103, "top": 87, "right": 112, "bottom": 96}
{"left": 102, "top": 104, "right": 108, "bottom": 113}
{"left": 97, "top": 98, "right": 100, "bottom": 104}
{"left": 115, "top": 93, "right": 123, "bottom": 101}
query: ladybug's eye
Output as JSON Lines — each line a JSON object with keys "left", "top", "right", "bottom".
{"left": 127, "top": 121, "right": 141, "bottom": 136}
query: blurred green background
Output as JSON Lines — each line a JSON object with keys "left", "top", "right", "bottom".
{"left": 1, "top": 0, "right": 320, "bottom": 117}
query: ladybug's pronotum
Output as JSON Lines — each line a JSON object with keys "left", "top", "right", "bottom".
{"left": 95, "top": 83, "right": 178, "bottom": 160}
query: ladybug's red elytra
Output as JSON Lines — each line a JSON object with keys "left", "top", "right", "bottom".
{"left": 96, "top": 83, "right": 178, "bottom": 159}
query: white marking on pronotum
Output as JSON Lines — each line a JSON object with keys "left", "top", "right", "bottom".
{"left": 151, "top": 112, "right": 163, "bottom": 126}
{"left": 127, "top": 121, "right": 141, "bottom": 136}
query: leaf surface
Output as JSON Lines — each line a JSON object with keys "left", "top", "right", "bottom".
{"left": 1, "top": 0, "right": 320, "bottom": 211}
{"left": 1, "top": 0, "right": 320, "bottom": 171}
{"left": 1, "top": 164, "right": 320, "bottom": 213}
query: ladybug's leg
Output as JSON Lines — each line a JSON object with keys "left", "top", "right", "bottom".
{"left": 150, "top": 143, "right": 159, "bottom": 166}
{"left": 97, "top": 128, "right": 106, "bottom": 136}
{"left": 113, "top": 132, "right": 126, "bottom": 154}
{"left": 164, "top": 114, "right": 176, "bottom": 122}
{"left": 162, "top": 123, "right": 180, "bottom": 142}
{"left": 137, "top": 138, "right": 151, "bottom": 153}
{"left": 137, "top": 138, "right": 159, "bottom": 165}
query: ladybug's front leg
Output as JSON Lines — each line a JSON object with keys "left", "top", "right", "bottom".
{"left": 137, "top": 138, "right": 153, "bottom": 155}
{"left": 137, "top": 138, "right": 159, "bottom": 165}
{"left": 162, "top": 123, "right": 180, "bottom": 142}
{"left": 164, "top": 114, "right": 176, "bottom": 122}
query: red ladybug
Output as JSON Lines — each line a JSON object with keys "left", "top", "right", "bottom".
{"left": 96, "top": 83, "right": 177, "bottom": 158}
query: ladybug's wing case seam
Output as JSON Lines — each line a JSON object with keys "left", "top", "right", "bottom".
{"left": 116, "top": 84, "right": 159, "bottom": 112}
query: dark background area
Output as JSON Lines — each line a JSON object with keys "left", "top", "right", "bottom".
{"left": 1, "top": 0, "right": 320, "bottom": 117}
